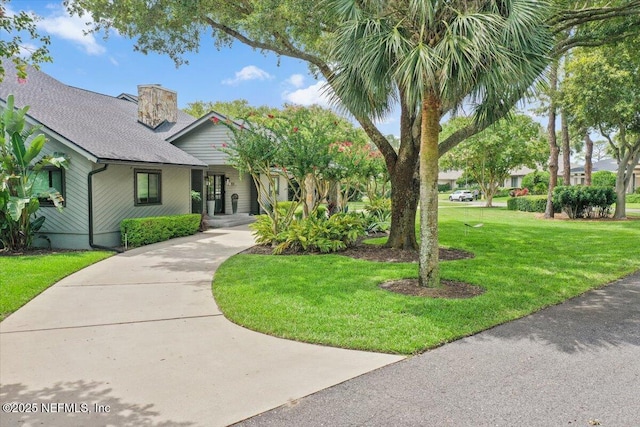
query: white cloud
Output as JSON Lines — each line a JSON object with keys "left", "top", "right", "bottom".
{"left": 109, "top": 56, "right": 119, "bottom": 66}
{"left": 282, "top": 80, "right": 332, "bottom": 107}
{"left": 38, "top": 6, "right": 106, "bottom": 56}
{"left": 18, "top": 43, "right": 38, "bottom": 59}
{"left": 222, "top": 65, "right": 273, "bottom": 85}
{"left": 285, "top": 74, "right": 305, "bottom": 88}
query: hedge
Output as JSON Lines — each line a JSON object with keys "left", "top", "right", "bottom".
{"left": 627, "top": 193, "right": 640, "bottom": 203}
{"left": 506, "top": 195, "right": 556, "bottom": 213}
{"left": 120, "top": 214, "right": 201, "bottom": 248}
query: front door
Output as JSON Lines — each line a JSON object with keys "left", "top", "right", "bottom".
{"left": 207, "top": 175, "right": 225, "bottom": 214}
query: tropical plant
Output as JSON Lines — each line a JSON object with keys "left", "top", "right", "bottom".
{"left": 1, "top": 95, "right": 68, "bottom": 250}
{"left": 328, "top": 0, "right": 553, "bottom": 287}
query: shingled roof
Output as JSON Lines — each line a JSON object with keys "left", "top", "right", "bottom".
{"left": 0, "top": 63, "right": 206, "bottom": 167}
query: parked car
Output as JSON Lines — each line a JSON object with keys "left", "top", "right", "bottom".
{"left": 449, "top": 190, "right": 474, "bottom": 202}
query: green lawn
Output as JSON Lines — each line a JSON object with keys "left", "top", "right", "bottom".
{"left": 213, "top": 207, "right": 640, "bottom": 354}
{"left": 0, "top": 251, "right": 112, "bottom": 320}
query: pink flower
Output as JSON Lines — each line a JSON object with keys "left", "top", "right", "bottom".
{"left": 222, "top": 143, "right": 228, "bottom": 148}
{"left": 211, "top": 117, "right": 220, "bottom": 124}
{"left": 17, "top": 77, "right": 27, "bottom": 85}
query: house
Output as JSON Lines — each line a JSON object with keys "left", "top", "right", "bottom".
{"left": 438, "top": 167, "right": 537, "bottom": 190}
{"left": 566, "top": 158, "right": 640, "bottom": 193}
{"left": 0, "top": 64, "right": 285, "bottom": 250}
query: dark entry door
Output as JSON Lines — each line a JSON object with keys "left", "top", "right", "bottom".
{"left": 207, "top": 175, "right": 225, "bottom": 214}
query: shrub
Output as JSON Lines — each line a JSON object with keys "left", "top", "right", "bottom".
{"left": 120, "top": 214, "right": 201, "bottom": 248}
{"left": 438, "top": 183, "right": 451, "bottom": 193}
{"left": 522, "top": 171, "right": 550, "bottom": 195}
{"left": 592, "top": 171, "right": 616, "bottom": 188}
{"left": 627, "top": 193, "right": 640, "bottom": 203}
{"left": 553, "top": 186, "right": 615, "bottom": 219}
{"left": 635, "top": 187, "right": 640, "bottom": 195}
{"left": 494, "top": 188, "right": 512, "bottom": 198}
{"left": 506, "top": 195, "right": 553, "bottom": 213}
{"left": 250, "top": 213, "right": 365, "bottom": 254}
{"left": 509, "top": 188, "right": 529, "bottom": 197}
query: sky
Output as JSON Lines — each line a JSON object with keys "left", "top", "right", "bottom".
{"left": 6, "top": 0, "right": 400, "bottom": 136}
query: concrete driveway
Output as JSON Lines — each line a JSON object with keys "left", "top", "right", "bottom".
{"left": 0, "top": 226, "right": 402, "bottom": 427}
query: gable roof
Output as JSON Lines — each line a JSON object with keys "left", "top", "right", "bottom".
{"left": 570, "top": 158, "right": 618, "bottom": 173}
{"left": 166, "top": 110, "right": 244, "bottom": 143}
{"left": 0, "top": 63, "right": 205, "bottom": 167}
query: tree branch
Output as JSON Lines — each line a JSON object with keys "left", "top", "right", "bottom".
{"left": 551, "top": 2, "right": 640, "bottom": 32}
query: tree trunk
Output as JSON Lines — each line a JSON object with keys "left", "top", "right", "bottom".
{"left": 613, "top": 167, "right": 627, "bottom": 219}
{"left": 584, "top": 133, "right": 593, "bottom": 186}
{"left": 561, "top": 108, "right": 571, "bottom": 185}
{"left": 354, "top": 118, "right": 420, "bottom": 250}
{"left": 613, "top": 147, "right": 640, "bottom": 219}
{"left": 545, "top": 60, "right": 559, "bottom": 218}
{"left": 386, "top": 166, "right": 419, "bottom": 249}
{"left": 419, "top": 92, "right": 441, "bottom": 288}
{"left": 384, "top": 91, "right": 420, "bottom": 250}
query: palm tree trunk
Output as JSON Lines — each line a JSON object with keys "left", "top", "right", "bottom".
{"left": 545, "top": 60, "right": 559, "bottom": 218}
{"left": 561, "top": 109, "right": 571, "bottom": 185}
{"left": 419, "top": 92, "right": 441, "bottom": 288}
{"left": 584, "top": 133, "right": 593, "bottom": 186}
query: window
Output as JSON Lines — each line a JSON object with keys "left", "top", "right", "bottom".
{"left": 511, "top": 176, "right": 519, "bottom": 188}
{"left": 270, "top": 176, "right": 280, "bottom": 195}
{"left": 33, "top": 168, "right": 64, "bottom": 206}
{"left": 135, "top": 169, "right": 162, "bottom": 205}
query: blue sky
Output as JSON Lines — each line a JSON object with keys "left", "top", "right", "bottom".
{"left": 8, "top": 1, "right": 400, "bottom": 135}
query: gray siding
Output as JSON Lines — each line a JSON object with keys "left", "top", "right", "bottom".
{"left": 33, "top": 135, "right": 92, "bottom": 249}
{"left": 92, "top": 165, "right": 191, "bottom": 247}
{"left": 172, "top": 123, "right": 231, "bottom": 165}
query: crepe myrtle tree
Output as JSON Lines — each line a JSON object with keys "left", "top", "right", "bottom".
{"left": 217, "top": 105, "right": 368, "bottom": 227}
{"left": 1, "top": 95, "right": 68, "bottom": 251}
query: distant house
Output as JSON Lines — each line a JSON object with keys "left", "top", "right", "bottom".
{"left": 0, "top": 64, "right": 285, "bottom": 249}
{"left": 438, "top": 167, "right": 537, "bottom": 190}
{"left": 565, "top": 158, "right": 639, "bottom": 193}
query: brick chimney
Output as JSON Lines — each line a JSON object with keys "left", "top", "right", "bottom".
{"left": 137, "top": 84, "right": 178, "bottom": 129}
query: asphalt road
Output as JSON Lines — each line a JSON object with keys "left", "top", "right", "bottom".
{"left": 236, "top": 270, "right": 640, "bottom": 427}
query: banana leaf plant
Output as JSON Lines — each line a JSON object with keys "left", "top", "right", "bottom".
{"left": 1, "top": 94, "right": 69, "bottom": 251}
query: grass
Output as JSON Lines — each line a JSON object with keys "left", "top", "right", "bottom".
{"left": 0, "top": 251, "right": 112, "bottom": 321}
{"left": 213, "top": 207, "right": 640, "bottom": 354}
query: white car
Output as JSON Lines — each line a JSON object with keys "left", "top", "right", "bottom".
{"left": 449, "top": 190, "right": 474, "bottom": 202}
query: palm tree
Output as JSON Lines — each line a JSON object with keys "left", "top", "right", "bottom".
{"left": 328, "top": 0, "right": 553, "bottom": 287}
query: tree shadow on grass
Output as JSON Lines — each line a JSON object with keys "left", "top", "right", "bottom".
{"left": 476, "top": 271, "right": 640, "bottom": 354}
{"left": 0, "top": 380, "right": 194, "bottom": 427}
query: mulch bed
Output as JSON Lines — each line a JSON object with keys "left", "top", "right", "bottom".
{"left": 241, "top": 234, "right": 482, "bottom": 298}
{"left": 0, "top": 248, "right": 83, "bottom": 257}
{"left": 379, "top": 278, "right": 484, "bottom": 299}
